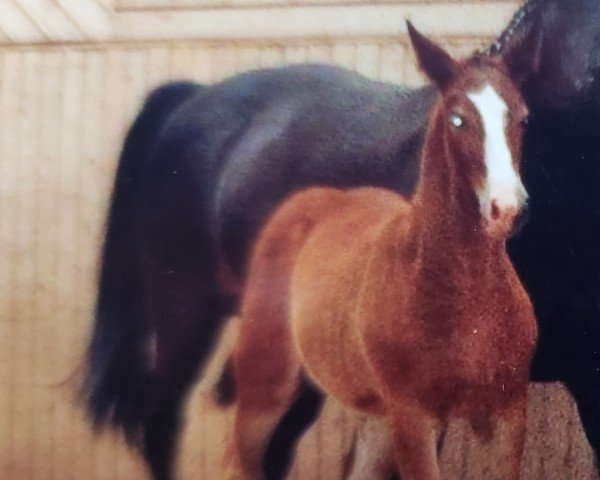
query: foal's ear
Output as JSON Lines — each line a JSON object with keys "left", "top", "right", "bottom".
{"left": 407, "top": 20, "right": 457, "bottom": 88}
{"left": 501, "top": 22, "right": 543, "bottom": 86}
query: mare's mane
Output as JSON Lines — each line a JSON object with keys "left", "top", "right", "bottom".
{"left": 488, "top": 0, "right": 546, "bottom": 55}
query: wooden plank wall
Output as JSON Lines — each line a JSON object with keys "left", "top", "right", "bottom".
{"left": 0, "top": 5, "right": 598, "bottom": 480}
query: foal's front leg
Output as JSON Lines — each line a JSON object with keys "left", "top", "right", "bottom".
{"left": 389, "top": 401, "right": 443, "bottom": 480}
{"left": 469, "top": 392, "right": 527, "bottom": 480}
{"left": 480, "top": 393, "right": 528, "bottom": 480}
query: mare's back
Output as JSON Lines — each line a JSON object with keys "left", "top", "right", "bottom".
{"left": 160, "top": 63, "right": 436, "bottom": 194}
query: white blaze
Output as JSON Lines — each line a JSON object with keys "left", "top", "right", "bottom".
{"left": 467, "top": 84, "right": 527, "bottom": 216}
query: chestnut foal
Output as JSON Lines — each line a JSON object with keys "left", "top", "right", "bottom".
{"left": 226, "top": 23, "right": 538, "bottom": 480}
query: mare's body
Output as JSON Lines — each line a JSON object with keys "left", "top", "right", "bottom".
{"left": 84, "top": 1, "right": 600, "bottom": 478}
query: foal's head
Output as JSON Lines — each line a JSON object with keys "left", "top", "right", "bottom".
{"left": 407, "top": 21, "right": 542, "bottom": 239}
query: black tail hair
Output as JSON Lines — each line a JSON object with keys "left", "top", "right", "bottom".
{"left": 83, "top": 81, "right": 201, "bottom": 444}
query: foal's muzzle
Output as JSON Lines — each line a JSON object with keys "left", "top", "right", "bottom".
{"left": 484, "top": 195, "right": 528, "bottom": 239}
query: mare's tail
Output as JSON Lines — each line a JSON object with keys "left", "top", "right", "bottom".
{"left": 83, "top": 81, "right": 201, "bottom": 443}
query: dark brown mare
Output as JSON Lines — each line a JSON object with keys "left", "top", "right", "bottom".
{"left": 84, "top": 1, "right": 600, "bottom": 479}
{"left": 226, "top": 22, "right": 538, "bottom": 480}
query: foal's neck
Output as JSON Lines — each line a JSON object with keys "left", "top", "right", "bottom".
{"left": 411, "top": 109, "right": 504, "bottom": 268}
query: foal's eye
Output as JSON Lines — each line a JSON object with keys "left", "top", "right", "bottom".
{"left": 521, "top": 116, "right": 530, "bottom": 127}
{"left": 450, "top": 113, "right": 464, "bottom": 128}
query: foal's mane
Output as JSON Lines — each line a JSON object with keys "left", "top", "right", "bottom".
{"left": 487, "top": 0, "right": 547, "bottom": 55}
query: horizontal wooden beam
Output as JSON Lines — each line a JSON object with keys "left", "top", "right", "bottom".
{"left": 115, "top": 0, "right": 516, "bottom": 10}
{"left": 0, "top": 1, "right": 521, "bottom": 45}
{"left": 114, "top": 2, "right": 519, "bottom": 42}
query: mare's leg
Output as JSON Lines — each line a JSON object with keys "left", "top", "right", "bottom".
{"left": 389, "top": 401, "right": 442, "bottom": 480}
{"left": 143, "top": 396, "right": 184, "bottom": 480}
{"left": 263, "top": 380, "right": 325, "bottom": 480}
{"left": 143, "top": 279, "right": 233, "bottom": 480}
{"left": 346, "top": 415, "right": 394, "bottom": 480}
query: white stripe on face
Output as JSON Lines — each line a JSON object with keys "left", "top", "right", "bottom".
{"left": 467, "top": 84, "right": 527, "bottom": 217}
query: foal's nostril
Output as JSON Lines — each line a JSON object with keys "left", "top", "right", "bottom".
{"left": 491, "top": 201, "right": 500, "bottom": 221}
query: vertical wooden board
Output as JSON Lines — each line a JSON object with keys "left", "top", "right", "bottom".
{"left": 191, "top": 47, "right": 216, "bottom": 83}
{"left": 210, "top": 44, "right": 239, "bottom": 80}
{"left": 21, "top": 49, "right": 50, "bottom": 480}
{"left": 354, "top": 43, "right": 380, "bottom": 80}
{"left": 330, "top": 43, "right": 356, "bottom": 70}
{"left": 33, "top": 48, "right": 63, "bottom": 480}
{"left": 122, "top": 48, "right": 149, "bottom": 127}
{"left": 284, "top": 45, "right": 309, "bottom": 64}
{"left": 401, "top": 41, "right": 426, "bottom": 87}
{"left": 103, "top": 49, "right": 131, "bottom": 151}
{"left": 305, "top": 44, "right": 332, "bottom": 64}
{"left": 260, "top": 45, "right": 286, "bottom": 68}
{"left": 145, "top": 45, "right": 172, "bottom": 91}
{"left": 12, "top": 49, "right": 38, "bottom": 480}
{"left": 378, "top": 43, "right": 406, "bottom": 84}
{"left": 168, "top": 44, "right": 197, "bottom": 80}
{"left": 0, "top": 50, "right": 21, "bottom": 480}
{"left": 78, "top": 50, "right": 107, "bottom": 279}
{"left": 34, "top": 50, "right": 62, "bottom": 377}
{"left": 0, "top": 51, "right": 8, "bottom": 478}
{"left": 235, "top": 45, "right": 262, "bottom": 73}
{"left": 0, "top": 45, "right": 7, "bottom": 471}
{"left": 52, "top": 48, "right": 85, "bottom": 480}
